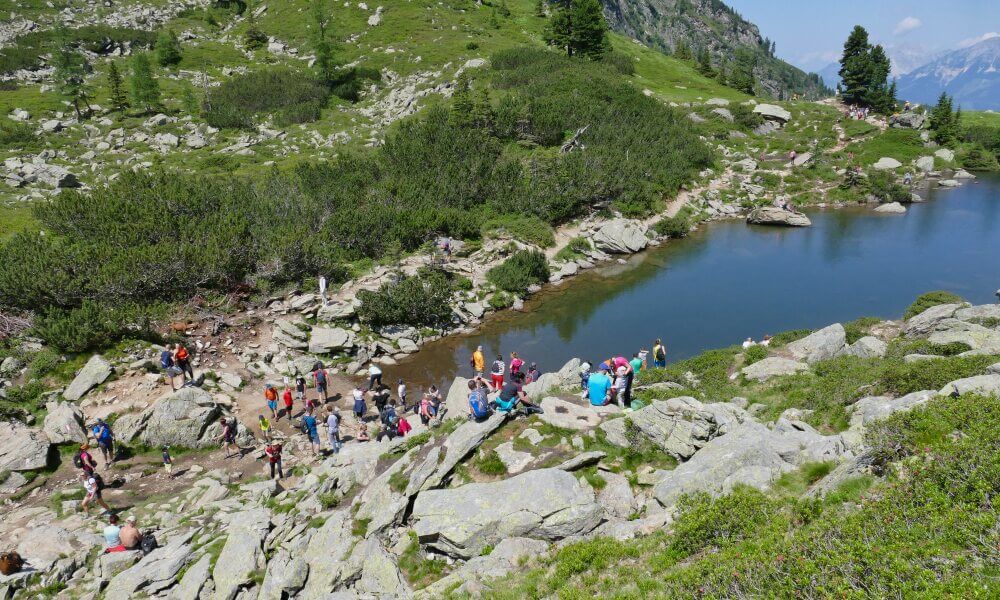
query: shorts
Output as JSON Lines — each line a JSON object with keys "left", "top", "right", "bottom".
{"left": 98, "top": 440, "right": 112, "bottom": 451}
{"left": 295, "top": 391, "right": 305, "bottom": 400}
{"left": 165, "top": 366, "right": 182, "bottom": 377}
{"left": 317, "top": 385, "right": 327, "bottom": 397}
{"left": 491, "top": 374, "right": 504, "bottom": 389}
{"left": 308, "top": 431, "right": 319, "bottom": 443}
{"left": 267, "top": 400, "right": 278, "bottom": 412}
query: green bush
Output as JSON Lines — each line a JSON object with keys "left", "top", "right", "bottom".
{"left": 904, "top": 290, "right": 964, "bottom": 320}
{"left": 653, "top": 214, "right": 690, "bottom": 239}
{"left": 843, "top": 316, "right": 881, "bottom": 344}
{"left": 602, "top": 52, "right": 635, "bottom": 75}
{"left": 732, "top": 103, "right": 764, "bottom": 130}
{"left": 865, "top": 170, "right": 910, "bottom": 203}
{"left": 475, "top": 450, "right": 506, "bottom": 475}
{"left": 357, "top": 268, "right": 455, "bottom": 329}
{"left": 0, "top": 26, "right": 155, "bottom": 74}
{"left": 554, "top": 236, "right": 591, "bottom": 262}
{"left": 960, "top": 143, "right": 999, "bottom": 171}
{"left": 32, "top": 301, "right": 162, "bottom": 353}
{"left": 481, "top": 214, "right": 555, "bottom": 248}
{"left": 204, "top": 69, "right": 330, "bottom": 129}
{"left": 743, "top": 344, "right": 767, "bottom": 365}
{"left": 0, "top": 121, "right": 36, "bottom": 148}
{"left": 486, "top": 250, "right": 550, "bottom": 295}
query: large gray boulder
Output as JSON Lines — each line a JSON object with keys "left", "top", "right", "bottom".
{"left": 442, "top": 376, "right": 471, "bottom": 420}
{"left": 0, "top": 421, "right": 50, "bottom": 472}
{"left": 939, "top": 374, "right": 1000, "bottom": 397}
{"left": 785, "top": 323, "right": 846, "bottom": 363}
{"left": 538, "top": 397, "right": 602, "bottom": 430}
{"left": 420, "top": 412, "right": 508, "bottom": 491}
{"left": 747, "top": 206, "right": 811, "bottom": 227}
{"left": 740, "top": 357, "right": 808, "bottom": 382}
{"left": 416, "top": 537, "right": 549, "bottom": 598}
{"left": 174, "top": 554, "right": 212, "bottom": 600}
{"left": 927, "top": 321, "right": 1000, "bottom": 354}
{"left": 63, "top": 354, "right": 112, "bottom": 401}
{"left": 344, "top": 538, "right": 410, "bottom": 597}
{"left": 914, "top": 155, "right": 935, "bottom": 172}
{"left": 752, "top": 103, "right": 791, "bottom": 122}
{"left": 903, "top": 302, "right": 963, "bottom": 336}
{"left": 301, "top": 510, "right": 356, "bottom": 597}
{"left": 873, "top": 157, "right": 902, "bottom": 170}
{"left": 258, "top": 548, "right": 308, "bottom": 600}
{"left": 412, "top": 468, "right": 602, "bottom": 558}
{"left": 42, "top": 400, "right": 88, "bottom": 444}
{"left": 934, "top": 148, "right": 955, "bottom": 162}
{"left": 118, "top": 387, "right": 248, "bottom": 449}
{"left": 599, "top": 397, "right": 748, "bottom": 459}
{"left": 954, "top": 304, "right": 1000, "bottom": 322}
{"left": 889, "top": 112, "right": 926, "bottom": 129}
{"left": 842, "top": 390, "right": 935, "bottom": 450}
{"left": 211, "top": 508, "right": 270, "bottom": 600}
{"left": 653, "top": 421, "right": 848, "bottom": 508}
{"left": 844, "top": 336, "right": 888, "bottom": 359}
{"left": 874, "top": 202, "right": 906, "bottom": 214}
{"left": 591, "top": 219, "right": 649, "bottom": 254}
{"left": 522, "top": 358, "right": 582, "bottom": 398}
{"left": 104, "top": 537, "right": 193, "bottom": 600}
{"left": 308, "top": 326, "right": 353, "bottom": 354}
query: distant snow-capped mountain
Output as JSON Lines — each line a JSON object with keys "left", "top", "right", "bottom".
{"left": 897, "top": 36, "right": 1000, "bottom": 110}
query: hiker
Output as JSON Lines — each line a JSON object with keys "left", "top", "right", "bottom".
{"left": 313, "top": 364, "right": 329, "bottom": 403}
{"left": 419, "top": 393, "right": 434, "bottom": 425}
{"left": 80, "top": 470, "right": 110, "bottom": 514}
{"left": 613, "top": 365, "right": 629, "bottom": 408}
{"left": 376, "top": 402, "right": 399, "bottom": 442}
{"left": 579, "top": 360, "right": 592, "bottom": 390}
{"left": 467, "top": 378, "right": 492, "bottom": 422}
{"left": 637, "top": 348, "right": 649, "bottom": 369}
{"left": 119, "top": 515, "right": 142, "bottom": 550}
{"left": 282, "top": 385, "right": 294, "bottom": 420}
{"left": 490, "top": 354, "right": 505, "bottom": 391}
{"left": 397, "top": 413, "right": 412, "bottom": 436}
{"left": 761, "top": 334, "right": 773, "bottom": 347}
{"left": 742, "top": 337, "right": 756, "bottom": 349}
{"left": 509, "top": 352, "right": 524, "bottom": 377}
{"left": 788, "top": 149, "right": 797, "bottom": 166}
{"left": 367, "top": 362, "right": 383, "bottom": 390}
{"left": 428, "top": 385, "right": 443, "bottom": 416}
{"left": 301, "top": 409, "right": 320, "bottom": 455}
{"left": 586, "top": 364, "right": 613, "bottom": 406}
{"left": 471, "top": 345, "right": 486, "bottom": 378}
{"left": 265, "top": 442, "right": 284, "bottom": 479}
{"left": 173, "top": 343, "right": 194, "bottom": 381}
{"left": 91, "top": 419, "right": 115, "bottom": 466}
{"left": 326, "top": 406, "right": 341, "bottom": 453}
{"left": 161, "top": 446, "right": 173, "bottom": 478}
{"left": 903, "top": 172, "right": 913, "bottom": 185}
{"left": 160, "top": 348, "right": 181, "bottom": 391}
{"left": 264, "top": 384, "right": 279, "bottom": 420}
{"left": 318, "top": 274, "right": 328, "bottom": 306}
{"left": 104, "top": 514, "right": 126, "bottom": 553}
{"left": 526, "top": 363, "right": 541, "bottom": 384}
{"left": 630, "top": 353, "right": 644, "bottom": 375}
{"left": 352, "top": 386, "right": 367, "bottom": 420}
{"left": 295, "top": 372, "right": 307, "bottom": 403}
{"left": 218, "top": 417, "right": 238, "bottom": 459}
{"left": 356, "top": 420, "right": 370, "bottom": 442}
{"left": 75, "top": 444, "right": 98, "bottom": 475}
{"left": 611, "top": 356, "right": 635, "bottom": 407}
{"left": 494, "top": 375, "right": 541, "bottom": 415}
{"left": 373, "top": 385, "right": 391, "bottom": 414}
{"left": 397, "top": 378, "right": 408, "bottom": 412}
{"left": 258, "top": 414, "right": 272, "bottom": 441}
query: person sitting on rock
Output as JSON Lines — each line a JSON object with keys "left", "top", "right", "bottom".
{"left": 586, "top": 364, "right": 613, "bottom": 407}
{"left": 742, "top": 337, "right": 756, "bottom": 349}
{"left": 119, "top": 515, "right": 142, "bottom": 550}
{"left": 103, "top": 514, "right": 126, "bottom": 553}
{"left": 468, "top": 378, "right": 492, "bottom": 422}
{"left": 494, "top": 374, "right": 542, "bottom": 416}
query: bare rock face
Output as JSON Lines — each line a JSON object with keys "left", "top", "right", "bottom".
{"left": 411, "top": 468, "right": 602, "bottom": 558}
{"left": 63, "top": 354, "right": 113, "bottom": 401}
{"left": 0, "top": 420, "right": 51, "bottom": 472}
{"left": 785, "top": 324, "right": 847, "bottom": 363}
{"left": 591, "top": 219, "right": 649, "bottom": 254}
{"left": 747, "top": 206, "right": 811, "bottom": 227}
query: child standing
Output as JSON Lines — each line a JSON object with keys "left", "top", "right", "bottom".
{"left": 162, "top": 446, "right": 173, "bottom": 478}
{"left": 258, "top": 414, "right": 272, "bottom": 441}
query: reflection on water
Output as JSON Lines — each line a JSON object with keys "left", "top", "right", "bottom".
{"left": 392, "top": 175, "right": 1000, "bottom": 392}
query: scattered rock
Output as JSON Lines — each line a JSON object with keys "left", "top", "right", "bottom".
{"left": 42, "top": 400, "right": 88, "bottom": 444}
{"left": 873, "top": 157, "right": 902, "bottom": 170}
{"left": 64, "top": 354, "right": 113, "bottom": 401}
{"left": 934, "top": 148, "right": 955, "bottom": 162}
{"left": 747, "top": 206, "right": 811, "bottom": 227}
{"left": 591, "top": 219, "right": 649, "bottom": 254}
{"left": 0, "top": 421, "right": 51, "bottom": 472}
{"left": 752, "top": 103, "right": 791, "bottom": 122}
{"left": 874, "top": 202, "right": 906, "bottom": 214}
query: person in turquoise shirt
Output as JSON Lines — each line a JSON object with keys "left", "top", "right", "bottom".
{"left": 587, "top": 365, "right": 613, "bottom": 406}
{"left": 629, "top": 353, "right": 643, "bottom": 374}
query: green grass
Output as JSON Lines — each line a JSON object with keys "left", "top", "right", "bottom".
{"left": 398, "top": 531, "right": 451, "bottom": 590}
{"left": 961, "top": 110, "right": 1000, "bottom": 128}
{"left": 0, "top": 204, "right": 36, "bottom": 240}
{"left": 613, "top": 36, "right": 747, "bottom": 103}
{"left": 841, "top": 127, "right": 926, "bottom": 167}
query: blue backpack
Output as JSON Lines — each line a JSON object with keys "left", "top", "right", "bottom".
{"left": 469, "top": 391, "right": 490, "bottom": 419}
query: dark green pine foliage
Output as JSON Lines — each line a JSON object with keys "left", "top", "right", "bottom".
{"left": 129, "top": 52, "right": 160, "bottom": 112}
{"left": 155, "top": 28, "right": 182, "bottom": 67}
{"left": 929, "top": 92, "right": 961, "bottom": 146}
{"left": 545, "top": 0, "right": 608, "bottom": 59}
{"left": 729, "top": 48, "right": 756, "bottom": 95}
{"left": 696, "top": 47, "right": 714, "bottom": 77}
{"left": 450, "top": 72, "right": 474, "bottom": 126}
{"left": 106, "top": 61, "right": 129, "bottom": 112}
{"left": 52, "top": 30, "right": 92, "bottom": 119}
{"left": 838, "top": 25, "right": 896, "bottom": 112}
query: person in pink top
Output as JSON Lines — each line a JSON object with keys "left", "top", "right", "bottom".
{"left": 612, "top": 356, "right": 635, "bottom": 407}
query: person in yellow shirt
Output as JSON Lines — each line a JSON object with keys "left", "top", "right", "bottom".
{"left": 471, "top": 345, "right": 486, "bottom": 378}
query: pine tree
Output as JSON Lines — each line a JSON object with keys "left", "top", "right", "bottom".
{"left": 696, "top": 47, "right": 714, "bottom": 77}
{"left": 838, "top": 25, "right": 871, "bottom": 106}
{"left": 155, "top": 29, "right": 182, "bottom": 67}
{"left": 545, "top": 0, "right": 608, "bottom": 59}
{"left": 544, "top": 0, "right": 572, "bottom": 55}
{"left": 312, "top": 0, "right": 342, "bottom": 84}
{"left": 471, "top": 87, "right": 494, "bottom": 131}
{"left": 715, "top": 63, "right": 727, "bottom": 86}
{"left": 674, "top": 40, "right": 692, "bottom": 61}
{"left": 129, "top": 53, "right": 161, "bottom": 113}
{"left": 450, "top": 72, "right": 474, "bottom": 127}
{"left": 243, "top": 0, "right": 267, "bottom": 50}
{"left": 729, "top": 48, "right": 756, "bottom": 95}
{"left": 106, "top": 61, "right": 129, "bottom": 112}
{"left": 929, "top": 92, "right": 960, "bottom": 146}
{"left": 53, "top": 31, "right": 92, "bottom": 119}
{"left": 865, "top": 44, "right": 893, "bottom": 111}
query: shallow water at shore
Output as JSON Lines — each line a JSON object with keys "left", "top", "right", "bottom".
{"left": 392, "top": 174, "right": 1000, "bottom": 392}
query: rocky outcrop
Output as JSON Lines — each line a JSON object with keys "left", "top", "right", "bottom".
{"left": 415, "top": 537, "right": 549, "bottom": 598}
{"left": 42, "top": 400, "right": 87, "bottom": 444}
{"left": 753, "top": 103, "right": 792, "bottom": 122}
{"left": 211, "top": 508, "right": 270, "bottom": 600}
{"left": 591, "top": 220, "right": 649, "bottom": 254}
{"left": 844, "top": 336, "right": 888, "bottom": 359}
{"left": 903, "top": 302, "right": 964, "bottom": 336}
{"left": 914, "top": 155, "right": 935, "bottom": 172}
{"left": 115, "top": 387, "right": 247, "bottom": 449}
{"left": 419, "top": 412, "right": 508, "bottom": 491}
{"left": 0, "top": 420, "right": 51, "bottom": 472}
{"left": 873, "top": 157, "right": 902, "bottom": 170}
{"left": 841, "top": 390, "right": 935, "bottom": 450}
{"left": 889, "top": 112, "right": 926, "bottom": 129}
{"left": 104, "top": 535, "right": 193, "bottom": 600}
{"left": 747, "top": 206, "right": 811, "bottom": 227}
{"left": 874, "top": 202, "right": 906, "bottom": 214}
{"left": 538, "top": 397, "right": 604, "bottom": 430}
{"left": 412, "top": 468, "right": 602, "bottom": 558}
{"left": 939, "top": 374, "right": 1000, "bottom": 397}
{"left": 741, "top": 357, "right": 808, "bottom": 382}
{"left": 63, "top": 354, "right": 112, "bottom": 401}
{"left": 307, "top": 326, "right": 353, "bottom": 354}
{"left": 785, "top": 323, "right": 846, "bottom": 363}
{"left": 599, "top": 397, "right": 747, "bottom": 459}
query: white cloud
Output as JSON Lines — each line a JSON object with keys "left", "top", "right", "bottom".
{"left": 893, "top": 16, "right": 922, "bottom": 36}
{"left": 957, "top": 32, "right": 1000, "bottom": 48}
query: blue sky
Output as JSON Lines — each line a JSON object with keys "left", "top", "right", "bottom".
{"left": 726, "top": 0, "right": 1000, "bottom": 73}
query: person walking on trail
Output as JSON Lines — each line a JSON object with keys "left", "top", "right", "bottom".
{"left": 490, "top": 355, "right": 505, "bottom": 391}
{"left": 367, "top": 363, "right": 383, "bottom": 390}
{"left": 353, "top": 386, "right": 367, "bottom": 420}
{"left": 91, "top": 419, "right": 115, "bottom": 466}
{"left": 75, "top": 443, "right": 98, "bottom": 475}
{"left": 397, "top": 379, "right": 408, "bottom": 412}
{"left": 302, "top": 409, "right": 320, "bottom": 455}
{"left": 160, "top": 348, "right": 181, "bottom": 391}
{"left": 282, "top": 385, "right": 294, "bottom": 421}
{"left": 652, "top": 339, "right": 667, "bottom": 368}
{"left": 161, "top": 446, "right": 173, "bottom": 478}
{"left": 173, "top": 343, "right": 194, "bottom": 381}
{"left": 313, "top": 365, "right": 329, "bottom": 403}
{"left": 258, "top": 415, "right": 272, "bottom": 441}
{"left": 265, "top": 442, "right": 284, "bottom": 480}
{"left": 103, "top": 514, "right": 125, "bottom": 553}
{"left": 264, "top": 384, "right": 279, "bottom": 420}
{"left": 586, "top": 364, "right": 613, "bottom": 406}
{"left": 467, "top": 378, "right": 492, "bottom": 422}
{"left": 509, "top": 352, "right": 524, "bottom": 377}
{"left": 219, "top": 417, "right": 238, "bottom": 459}
{"left": 295, "top": 373, "right": 307, "bottom": 403}
{"left": 373, "top": 385, "right": 391, "bottom": 414}
{"left": 80, "top": 470, "right": 110, "bottom": 515}
{"left": 471, "top": 346, "right": 486, "bottom": 378}
{"left": 326, "top": 407, "right": 342, "bottom": 453}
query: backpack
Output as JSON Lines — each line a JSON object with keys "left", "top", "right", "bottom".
{"left": 300, "top": 419, "right": 311, "bottom": 435}
{"left": 655, "top": 346, "right": 666, "bottom": 360}
{"left": 0, "top": 552, "right": 23, "bottom": 576}
{"left": 469, "top": 391, "right": 490, "bottom": 419}
{"left": 160, "top": 350, "right": 173, "bottom": 369}
{"left": 140, "top": 534, "right": 158, "bottom": 554}
{"left": 73, "top": 452, "right": 84, "bottom": 469}
{"left": 92, "top": 472, "right": 105, "bottom": 491}
{"left": 315, "top": 369, "right": 327, "bottom": 385}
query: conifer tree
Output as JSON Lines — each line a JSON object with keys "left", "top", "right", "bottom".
{"left": 929, "top": 92, "right": 961, "bottom": 146}
{"left": 674, "top": 40, "right": 692, "bottom": 61}
{"left": 545, "top": 0, "right": 608, "bottom": 59}
{"left": 129, "top": 53, "right": 161, "bottom": 113}
{"left": 53, "top": 31, "right": 92, "bottom": 119}
{"left": 471, "top": 87, "right": 494, "bottom": 131}
{"left": 155, "top": 29, "right": 182, "bottom": 67}
{"left": 312, "top": 0, "right": 342, "bottom": 84}
{"left": 729, "top": 48, "right": 756, "bottom": 95}
{"left": 450, "top": 72, "right": 474, "bottom": 127}
{"left": 837, "top": 25, "right": 870, "bottom": 105}
{"left": 106, "top": 62, "right": 129, "bottom": 113}
{"left": 696, "top": 47, "right": 714, "bottom": 77}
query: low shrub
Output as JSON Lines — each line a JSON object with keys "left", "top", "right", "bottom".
{"left": 732, "top": 103, "right": 764, "bottom": 130}
{"left": 481, "top": 214, "right": 555, "bottom": 248}
{"left": 960, "top": 143, "right": 999, "bottom": 171}
{"left": 602, "top": 52, "right": 635, "bottom": 75}
{"left": 904, "top": 290, "right": 964, "bottom": 320}
{"left": 357, "top": 268, "right": 455, "bottom": 328}
{"left": 204, "top": 69, "right": 330, "bottom": 129}
{"left": 865, "top": 170, "right": 910, "bottom": 203}
{"left": 475, "top": 450, "right": 506, "bottom": 475}
{"left": 653, "top": 214, "right": 690, "bottom": 239}
{"left": 743, "top": 344, "right": 767, "bottom": 365}
{"left": 32, "top": 301, "right": 162, "bottom": 353}
{"left": 486, "top": 250, "right": 549, "bottom": 295}
{"left": 0, "top": 121, "right": 36, "bottom": 148}
{"left": 843, "top": 316, "right": 881, "bottom": 344}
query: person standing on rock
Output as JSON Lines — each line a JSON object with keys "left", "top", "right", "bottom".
{"left": 318, "top": 274, "right": 328, "bottom": 307}
{"left": 160, "top": 348, "right": 181, "bottom": 391}
{"left": 630, "top": 353, "right": 644, "bottom": 375}
{"left": 325, "top": 406, "right": 341, "bottom": 453}
{"left": 526, "top": 363, "right": 541, "bottom": 384}
{"left": 612, "top": 356, "right": 635, "bottom": 407}
{"left": 264, "top": 384, "right": 278, "bottom": 420}
{"left": 468, "top": 379, "right": 492, "bottom": 421}
{"left": 367, "top": 363, "right": 383, "bottom": 390}
{"left": 490, "top": 354, "right": 505, "bottom": 391}
{"left": 397, "top": 378, "right": 408, "bottom": 412}
{"left": 80, "top": 470, "right": 110, "bottom": 515}
{"left": 302, "top": 409, "right": 320, "bottom": 455}
{"left": 471, "top": 346, "right": 486, "bottom": 378}
{"left": 419, "top": 392, "right": 434, "bottom": 425}
{"left": 313, "top": 365, "right": 329, "bottom": 403}
{"left": 173, "top": 343, "right": 194, "bottom": 381}
{"left": 91, "top": 419, "right": 115, "bottom": 466}
{"left": 295, "top": 372, "right": 307, "bottom": 403}
{"left": 579, "top": 360, "right": 592, "bottom": 390}
{"left": 161, "top": 446, "right": 173, "bottom": 478}
{"left": 218, "top": 417, "right": 238, "bottom": 459}
{"left": 282, "top": 385, "right": 294, "bottom": 421}
{"left": 509, "top": 352, "right": 524, "bottom": 377}
{"left": 265, "top": 441, "right": 284, "bottom": 479}
{"left": 352, "top": 385, "right": 367, "bottom": 421}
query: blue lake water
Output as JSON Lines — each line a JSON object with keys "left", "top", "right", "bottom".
{"left": 396, "top": 174, "right": 1000, "bottom": 390}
